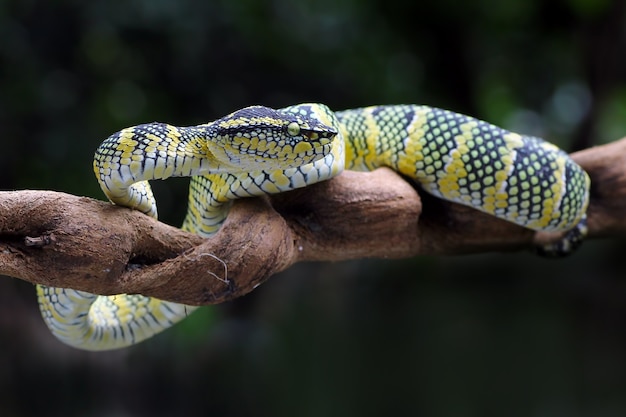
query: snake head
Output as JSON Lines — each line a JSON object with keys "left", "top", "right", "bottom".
{"left": 207, "top": 105, "right": 338, "bottom": 171}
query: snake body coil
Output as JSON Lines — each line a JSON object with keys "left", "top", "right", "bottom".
{"left": 37, "top": 103, "right": 590, "bottom": 350}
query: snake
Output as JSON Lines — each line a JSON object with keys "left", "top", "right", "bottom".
{"left": 36, "top": 103, "right": 590, "bottom": 350}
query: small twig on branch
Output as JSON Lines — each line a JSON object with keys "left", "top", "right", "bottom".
{"left": 1, "top": 138, "right": 626, "bottom": 305}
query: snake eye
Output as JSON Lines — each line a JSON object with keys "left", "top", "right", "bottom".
{"left": 286, "top": 122, "right": 300, "bottom": 136}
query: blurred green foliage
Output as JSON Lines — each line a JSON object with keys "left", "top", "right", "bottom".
{"left": 2, "top": 0, "right": 626, "bottom": 416}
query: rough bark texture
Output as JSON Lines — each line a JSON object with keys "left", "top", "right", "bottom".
{"left": 1, "top": 138, "right": 626, "bottom": 305}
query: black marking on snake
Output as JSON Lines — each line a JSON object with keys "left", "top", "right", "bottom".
{"left": 112, "top": 323, "right": 122, "bottom": 341}
{"left": 53, "top": 299, "right": 71, "bottom": 315}
{"left": 257, "top": 172, "right": 272, "bottom": 188}
{"left": 160, "top": 302, "right": 178, "bottom": 320}
{"left": 127, "top": 324, "right": 136, "bottom": 345}
{"left": 140, "top": 313, "right": 153, "bottom": 328}
{"left": 146, "top": 311, "right": 160, "bottom": 327}
{"left": 93, "top": 326, "right": 102, "bottom": 342}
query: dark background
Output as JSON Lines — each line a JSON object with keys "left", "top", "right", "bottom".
{"left": 2, "top": 0, "right": 626, "bottom": 416}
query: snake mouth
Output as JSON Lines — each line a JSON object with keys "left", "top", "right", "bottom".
{"left": 217, "top": 134, "right": 336, "bottom": 172}
{"left": 301, "top": 127, "right": 338, "bottom": 142}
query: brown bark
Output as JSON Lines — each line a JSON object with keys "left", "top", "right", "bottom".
{"left": 1, "top": 137, "right": 626, "bottom": 305}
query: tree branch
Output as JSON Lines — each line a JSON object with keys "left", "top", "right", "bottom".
{"left": 2, "top": 137, "right": 626, "bottom": 305}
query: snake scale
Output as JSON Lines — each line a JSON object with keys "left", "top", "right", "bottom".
{"left": 36, "top": 103, "right": 590, "bottom": 350}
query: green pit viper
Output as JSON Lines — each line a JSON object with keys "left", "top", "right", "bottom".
{"left": 36, "top": 103, "right": 590, "bottom": 350}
